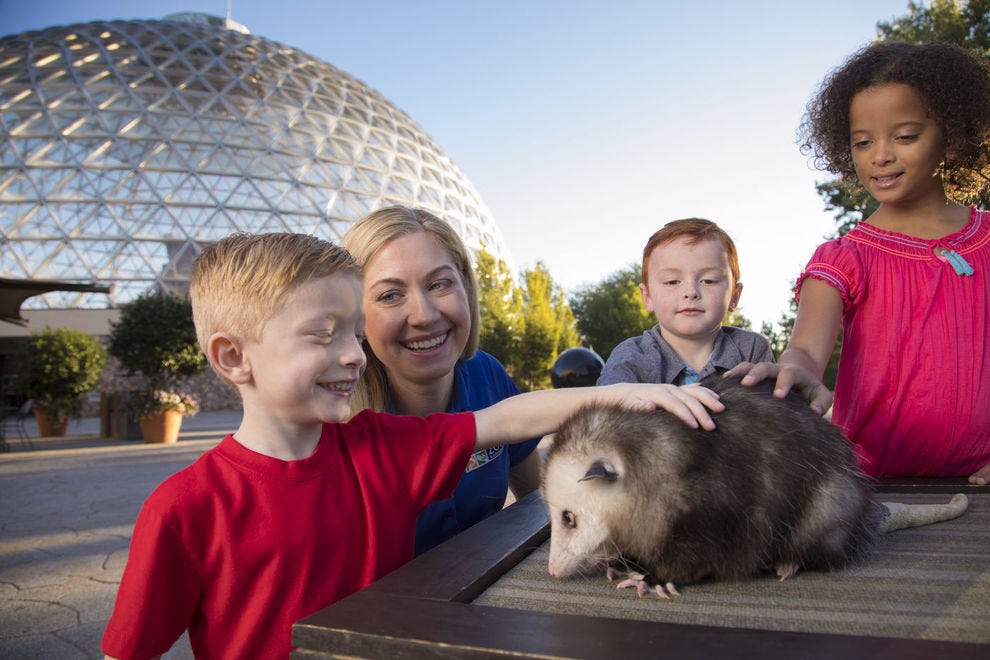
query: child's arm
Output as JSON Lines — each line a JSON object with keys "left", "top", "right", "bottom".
{"left": 473, "top": 383, "right": 724, "bottom": 450}
{"left": 727, "top": 278, "right": 842, "bottom": 415}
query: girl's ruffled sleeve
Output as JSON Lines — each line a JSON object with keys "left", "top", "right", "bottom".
{"left": 795, "top": 238, "right": 864, "bottom": 314}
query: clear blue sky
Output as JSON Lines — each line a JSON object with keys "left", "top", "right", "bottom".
{"left": 0, "top": 0, "right": 914, "bottom": 329}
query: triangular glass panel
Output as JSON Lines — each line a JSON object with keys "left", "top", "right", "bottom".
{"left": 133, "top": 206, "right": 189, "bottom": 241}
{"left": 0, "top": 170, "right": 40, "bottom": 200}
{"left": 192, "top": 208, "right": 243, "bottom": 241}
{"left": 383, "top": 176, "right": 416, "bottom": 201}
{"left": 222, "top": 178, "right": 266, "bottom": 210}
{"left": 391, "top": 153, "right": 420, "bottom": 178}
{"left": 331, "top": 190, "right": 374, "bottom": 218}
{"left": 56, "top": 202, "right": 100, "bottom": 234}
{"left": 116, "top": 171, "right": 168, "bottom": 204}
{"left": 101, "top": 240, "right": 166, "bottom": 280}
{"left": 73, "top": 238, "right": 122, "bottom": 272}
{"left": 189, "top": 172, "right": 232, "bottom": 204}
{"left": 278, "top": 185, "right": 323, "bottom": 215}
{"left": 277, "top": 214, "right": 321, "bottom": 236}
{"left": 417, "top": 185, "right": 443, "bottom": 209}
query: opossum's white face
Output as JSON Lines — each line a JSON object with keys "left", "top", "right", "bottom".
{"left": 543, "top": 452, "right": 624, "bottom": 579}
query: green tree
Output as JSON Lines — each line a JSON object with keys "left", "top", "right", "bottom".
{"left": 476, "top": 254, "right": 578, "bottom": 390}
{"left": 108, "top": 293, "right": 206, "bottom": 391}
{"left": 815, "top": 178, "right": 881, "bottom": 237}
{"left": 552, "top": 283, "right": 581, "bottom": 356}
{"left": 877, "top": 0, "right": 989, "bottom": 53}
{"left": 16, "top": 326, "right": 107, "bottom": 422}
{"left": 475, "top": 248, "right": 522, "bottom": 367}
{"left": 569, "top": 265, "right": 653, "bottom": 360}
{"left": 515, "top": 262, "right": 578, "bottom": 391}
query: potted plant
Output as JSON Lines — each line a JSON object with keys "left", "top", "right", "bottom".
{"left": 16, "top": 326, "right": 107, "bottom": 437}
{"left": 108, "top": 293, "right": 206, "bottom": 443}
{"left": 131, "top": 389, "right": 200, "bottom": 444}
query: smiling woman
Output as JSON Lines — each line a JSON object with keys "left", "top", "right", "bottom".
{"left": 342, "top": 206, "right": 543, "bottom": 555}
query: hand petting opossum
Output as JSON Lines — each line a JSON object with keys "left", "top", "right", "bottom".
{"left": 541, "top": 375, "right": 968, "bottom": 599}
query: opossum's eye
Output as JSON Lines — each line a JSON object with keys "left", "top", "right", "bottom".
{"left": 562, "top": 510, "right": 577, "bottom": 528}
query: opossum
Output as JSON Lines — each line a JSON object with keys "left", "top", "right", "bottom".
{"left": 542, "top": 376, "right": 969, "bottom": 598}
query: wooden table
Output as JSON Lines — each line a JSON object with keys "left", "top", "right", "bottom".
{"left": 293, "top": 479, "right": 989, "bottom": 659}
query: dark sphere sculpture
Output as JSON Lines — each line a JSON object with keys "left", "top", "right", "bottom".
{"left": 550, "top": 347, "right": 605, "bottom": 389}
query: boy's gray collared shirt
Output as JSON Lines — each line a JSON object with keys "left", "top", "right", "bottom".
{"left": 596, "top": 325, "right": 774, "bottom": 386}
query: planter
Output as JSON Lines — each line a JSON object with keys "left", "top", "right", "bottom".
{"left": 138, "top": 410, "right": 183, "bottom": 444}
{"left": 33, "top": 408, "right": 69, "bottom": 437}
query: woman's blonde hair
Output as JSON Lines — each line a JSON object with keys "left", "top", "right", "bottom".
{"left": 190, "top": 232, "right": 359, "bottom": 385}
{"left": 341, "top": 206, "right": 480, "bottom": 412}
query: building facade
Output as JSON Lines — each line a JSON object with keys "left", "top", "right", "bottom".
{"left": 0, "top": 13, "right": 512, "bottom": 317}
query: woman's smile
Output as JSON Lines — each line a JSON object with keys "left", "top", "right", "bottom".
{"left": 403, "top": 330, "right": 451, "bottom": 352}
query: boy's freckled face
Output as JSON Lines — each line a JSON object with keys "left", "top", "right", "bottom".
{"left": 243, "top": 273, "right": 366, "bottom": 426}
{"left": 640, "top": 237, "right": 740, "bottom": 342}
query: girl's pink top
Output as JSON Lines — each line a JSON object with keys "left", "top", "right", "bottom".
{"left": 797, "top": 207, "right": 990, "bottom": 477}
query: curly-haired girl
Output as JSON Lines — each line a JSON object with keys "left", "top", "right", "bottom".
{"left": 730, "top": 41, "right": 990, "bottom": 483}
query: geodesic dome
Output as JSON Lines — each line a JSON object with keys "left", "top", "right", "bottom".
{"left": 0, "top": 13, "right": 512, "bottom": 309}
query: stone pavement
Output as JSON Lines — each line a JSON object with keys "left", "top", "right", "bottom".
{"left": 0, "top": 411, "right": 242, "bottom": 658}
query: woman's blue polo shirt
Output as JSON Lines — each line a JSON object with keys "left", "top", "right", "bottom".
{"left": 410, "top": 350, "right": 541, "bottom": 555}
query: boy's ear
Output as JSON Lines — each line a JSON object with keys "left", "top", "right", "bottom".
{"left": 207, "top": 333, "right": 252, "bottom": 384}
{"left": 728, "top": 282, "right": 743, "bottom": 311}
{"left": 639, "top": 282, "right": 655, "bottom": 313}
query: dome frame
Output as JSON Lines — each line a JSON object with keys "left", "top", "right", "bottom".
{"left": 0, "top": 15, "right": 512, "bottom": 309}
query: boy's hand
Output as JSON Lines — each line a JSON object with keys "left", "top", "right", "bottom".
{"left": 606, "top": 383, "right": 724, "bottom": 430}
{"left": 725, "top": 362, "right": 833, "bottom": 416}
{"left": 475, "top": 382, "right": 723, "bottom": 451}
{"left": 969, "top": 460, "right": 990, "bottom": 486}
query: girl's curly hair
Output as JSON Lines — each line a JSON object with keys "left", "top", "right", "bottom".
{"left": 799, "top": 41, "right": 990, "bottom": 200}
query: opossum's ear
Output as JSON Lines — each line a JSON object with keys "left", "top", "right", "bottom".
{"left": 579, "top": 460, "right": 618, "bottom": 482}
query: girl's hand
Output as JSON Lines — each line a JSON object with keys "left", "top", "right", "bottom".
{"left": 725, "top": 362, "right": 834, "bottom": 416}
{"left": 968, "top": 460, "right": 990, "bottom": 486}
{"left": 608, "top": 383, "right": 724, "bottom": 431}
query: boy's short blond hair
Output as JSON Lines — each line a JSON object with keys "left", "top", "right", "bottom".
{"left": 190, "top": 232, "right": 360, "bottom": 354}
{"left": 642, "top": 218, "right": 740, "bottom": 286}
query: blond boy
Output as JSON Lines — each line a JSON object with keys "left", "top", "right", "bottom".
{"left": 102, "top": 232, "right": 721, "bottom": 659}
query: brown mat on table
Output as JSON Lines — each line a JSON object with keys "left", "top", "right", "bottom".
{"left": 473, "top": 493, "right": 990, "bottom": 643}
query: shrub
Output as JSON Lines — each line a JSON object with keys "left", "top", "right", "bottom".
{"left": 16, "top": 326, "right": 107, "bottom": 422}
{"left": 108, "top": 293, "right": 206, "bottom": 390}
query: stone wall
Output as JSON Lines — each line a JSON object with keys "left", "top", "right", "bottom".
{"left": 81, "top": 356, "right": 242, "bottom": 416}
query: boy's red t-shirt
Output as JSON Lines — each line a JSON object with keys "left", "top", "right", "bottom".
{"left": 101, "top": 410, "right": 475, "bottom": 659}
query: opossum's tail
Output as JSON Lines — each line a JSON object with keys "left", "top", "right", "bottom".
{"left": 877, "top": 493, "right": 969, "bottom": 534}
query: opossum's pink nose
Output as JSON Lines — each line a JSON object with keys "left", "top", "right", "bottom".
{"left": 548, "top": 562, "right": 557, "bottom": 577}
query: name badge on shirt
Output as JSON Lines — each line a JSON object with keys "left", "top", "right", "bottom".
{"left": 465, "top": 445, "right": 504, "bottom": 473}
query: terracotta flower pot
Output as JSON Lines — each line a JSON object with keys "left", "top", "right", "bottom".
{"left": 33, "top": 408, "right": 69, "bottom": 437}
{"left": 138, "top": 409, "right": 183, "bottom": 444}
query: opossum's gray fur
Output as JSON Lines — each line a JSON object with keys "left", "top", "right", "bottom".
{"left": 542, "top": 376, "right": 965, "bottom": 590}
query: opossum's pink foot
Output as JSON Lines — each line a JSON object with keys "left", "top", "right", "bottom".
{"left": 775, "top": 562, "right": 800, "bottom": 581}
{"left": 606, "top": 566, "right": 625, "bottom": 582}
{"left": 615, "top": 573, "right": 679, "bottom": 599}
{"left": 615, "top": 570, "right": 645, "bottom": 589}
